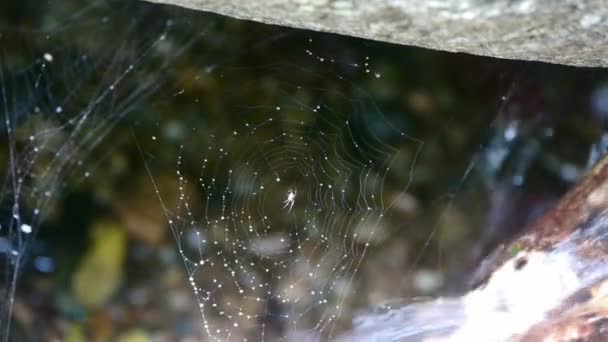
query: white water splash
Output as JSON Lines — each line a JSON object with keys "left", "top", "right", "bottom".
{"left": 340, "top": 217, "right": 608, "bottom": 341}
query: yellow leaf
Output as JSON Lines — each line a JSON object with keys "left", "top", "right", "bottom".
{"left": 72, "top": 221, "right": 127, "bottom": 310}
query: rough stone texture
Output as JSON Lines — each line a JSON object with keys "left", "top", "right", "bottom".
{"left": 144, "top": 0, "right": 608, "bottom": 68}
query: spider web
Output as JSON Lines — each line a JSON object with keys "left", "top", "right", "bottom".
{"left": 0, "top": 2, "right": 210, "bottom": 340}
{"left": 0, "top": 2, "right": 431, "bottom": 338}
{"left": 136, "top": 74, "right": 423, "bottom": 339}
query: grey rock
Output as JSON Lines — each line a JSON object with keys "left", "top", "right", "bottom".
{"left": 144, "top": 0, "right": 608, "bottom": 67}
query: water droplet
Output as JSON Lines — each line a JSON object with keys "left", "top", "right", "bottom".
{"left": 43, "top": 53, "right": 53, "bottom": 62}
{"left": 20, "top": 224, "right": 32, "bottom": 234}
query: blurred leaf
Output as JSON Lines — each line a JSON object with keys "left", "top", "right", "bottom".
{"left": 65, "top": 323, "right": 86, "bottom": 342}
{"left": 116, "top": 329, "right": 149, "bottom": 342}
{"left": 72, "top": 221, "right": 127, "bottom": 310}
